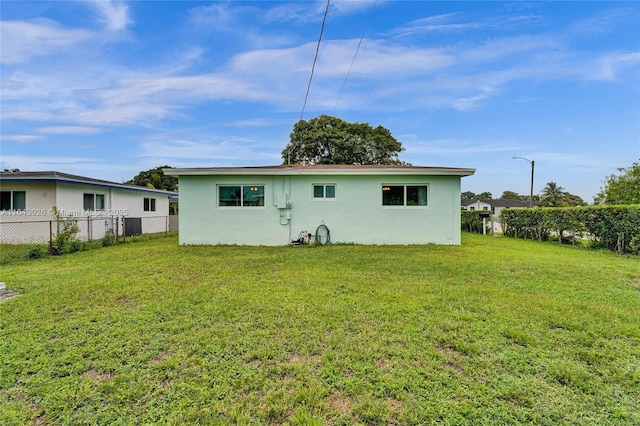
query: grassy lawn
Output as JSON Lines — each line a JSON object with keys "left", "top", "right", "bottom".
{"left": 1, "top": 234, "right": 639, "bottom": 425}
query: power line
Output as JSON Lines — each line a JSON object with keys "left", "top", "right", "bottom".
{"left": 299, "top": 0, "right": 331, "bottom": 122}
{"left": 333, "top": 0, "right": 377, "bottom": 113}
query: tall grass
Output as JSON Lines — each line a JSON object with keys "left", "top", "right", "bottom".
{"left": 1, "top": 234, "right": 638, "bottom": 425}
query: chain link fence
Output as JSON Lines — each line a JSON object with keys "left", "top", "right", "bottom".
{"left": 1, "top": 215, "right": 178, "bottom": 263}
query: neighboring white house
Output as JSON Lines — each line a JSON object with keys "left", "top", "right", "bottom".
{"left": 165, "top": 164, "right": 475, "bottom": 246}
{"left": 461, "top": 198, "right": 532, "bottom": 234}
{"left": 461, "top": 198, "right": 531, "bottom": 217}
{"left": 0, "top": 171, "right": 177, "bottom": 244}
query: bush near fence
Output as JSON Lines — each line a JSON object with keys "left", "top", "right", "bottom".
{"left": 499, "top": 205, "right": 640, "bottom": 255}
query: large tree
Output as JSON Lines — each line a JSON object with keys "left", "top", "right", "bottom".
{"left": 594, "top": 161, "right": 640, "bottom": 205}
{"left": 126, "top": 166, "right": 178, "bottom": 192}
{"left": 540, "top": 182, "right": 566, "bottom": 207}
{"left": 282, "top": 115, "right": 407, "bottom": 165}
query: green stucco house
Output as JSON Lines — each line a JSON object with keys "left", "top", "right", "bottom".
{"left": 164, "top": 164, "right": 475, "bottom": 246}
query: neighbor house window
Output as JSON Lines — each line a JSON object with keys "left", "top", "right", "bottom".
{"left": 218, "top": 185, "right": 264, "bottom": 207}
{"left": 83, "top": 193, "right": 105, "bottom": 211}
{"left": 313, "top": 184, "right": 336, "bottom": 199}
{"left": 144, "top": 198, "right": 156, "bottom": 212}
{"left": 0, "top": 190, "right": 26, "bottom": 210}
{"left": 382, "top": 185, "right": 428, "bottom": 206}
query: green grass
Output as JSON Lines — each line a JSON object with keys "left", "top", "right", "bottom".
{"left": 1, "top": 234, "right": 639, "bottom": 425}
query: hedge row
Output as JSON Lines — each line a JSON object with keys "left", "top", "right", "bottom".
{"left": 461, "top": 210, "right": 491, "bottom": 234}
{"left": 498, "top": 205, "right": 640, "bottom": 254}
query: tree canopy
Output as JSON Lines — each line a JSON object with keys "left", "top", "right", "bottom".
{"left": 476, "top": 191, "right": 493, "bottom": 201}
{"left": 126, "top": 166, "right": 178, "bottom": 192}
{"left": 461, "top": 191, "right": 476, "bottom": 200}
{"left": 594, "top": 161, "right": 640, "bottom": 205}
{"left": 281, "top": 115, "right": 408, "bottom": 165}
{"left": 500, "top": 190, "right": 523, "bottom": 201}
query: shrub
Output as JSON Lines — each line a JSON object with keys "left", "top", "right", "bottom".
{"left": 102, "top": 230, "right": 116, "bottom": 247}
{"left": 499, "top": 205, "right": 640, "bottom": 254}
{"left": 49, "top": 206, "right": 83, "bottom": 255}
{"left": 27, "top": 244, "right": 46, "bottom": 260}
{"left": 461, "top": 211, "right": 490, "bottom": 234}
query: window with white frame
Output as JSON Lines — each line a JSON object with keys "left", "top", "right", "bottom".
{"left": 218, "top": 185, "right": 265, "bottom": 207}
{"left": 83, "top": 193, "right": 105, "bottom": 211}
{"left": 0, "top": 190, "right": 26, "bottom": 210}
{"left": 382, "top": 185, "right": 428, "bottom": 206}
{"left": 313, "top": 184, "right": 336, "bottom": 199}
{"left": 144, "top": 197, "right": 156, "bottom": 212}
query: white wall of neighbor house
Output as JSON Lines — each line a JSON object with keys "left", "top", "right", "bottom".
{"left": 462, "top": 200, "right": 492, "bottom": 211}
{"left": 55, "top": 183, "right": 170, "bottom": 235}
{"left": 178, "top": 173, "right": 463, "bottom": 246}
{"left": 0, "top": 182, "right": 57, "bottom": 222}
{"left": 0, "top": 181, "right": 172, "bottom": 243}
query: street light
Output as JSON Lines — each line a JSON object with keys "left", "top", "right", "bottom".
{"left": 513, "top": 156, "right": 535, "bottom": 208}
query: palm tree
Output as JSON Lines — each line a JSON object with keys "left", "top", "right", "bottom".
{"left": 541, "top": 182, "right": 566, "bottom": 206}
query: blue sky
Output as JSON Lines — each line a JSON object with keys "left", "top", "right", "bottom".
{"left": 1, "top": 1, "right": 639, "bottom": 202}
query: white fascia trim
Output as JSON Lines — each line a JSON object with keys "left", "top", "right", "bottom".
{"left": 164, "top": 167, "right": 476, "bottom": 177}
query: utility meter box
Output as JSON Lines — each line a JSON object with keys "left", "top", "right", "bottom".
{"left": 276, "top": 193, "right": 288, "bottom": 209}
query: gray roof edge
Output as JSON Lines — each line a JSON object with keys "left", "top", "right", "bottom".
{"left": 0, "top": 171, "right": 177, "bottom": 195}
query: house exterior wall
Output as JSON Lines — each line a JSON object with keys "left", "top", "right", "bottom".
{"left": 0, "top": 182, "right": 57, "bottom": 222}
{"left": 0, "top": 180, "right": 172, "bottom": 243}
{"left": 461, "top": 200, "right": 492, "bottom": 211}
{"left": 178, "top": 173, "right": 463, "bottom": 246}
{"left": 55, "top": 183, "right": 171, "bottom": 235}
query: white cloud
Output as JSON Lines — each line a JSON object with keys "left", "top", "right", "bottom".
{"left": 37, "top": 126, "right": 102, "bottom": 135}
{"left": 0, "top": 19, "right": 92, "bottom": 64}
{"left": 568, "top": 7, "right": 635, "bottom": 37}
{"left": 2, "top": 3, "right": 638, "bottom": 132}
{"left": 1, "top": 135, "right": 43, "bottom": 143}
{"left": 85, "top": 0, "right": 132, "bottom": 31}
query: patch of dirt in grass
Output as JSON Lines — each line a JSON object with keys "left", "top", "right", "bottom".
{"left": 152, "top": 350, "right": 169, "bottom": 365}
{"left": 387, "top": 395, "right": 404, "bottom": 412}
{"left": 437, "top": 346, "right": 470, "bottom": 379}
{"left": 161, "top": 378, "right": 171, "bottom": 390}
{"left": 84, "top": 367, "right": 114, "bottom": 382}
{"left": 327, "top": 390, "right": 355, "bottom": 423}
{"left": 377, "top": 357, "right": 393, "bottom": 371}
{"left": 629, "top": 277, "right": 640, "bottom": 291}
{"left": 246, "top": 358, "right": 263, "bottom": 369}
{"left": 34, "top": 414, "right": 48, "bottom": 425}
{"left": 286, "top": 353, "right": 322, "bottom": 375}
{"left": 287, "top": 353, "right": 315, "bottom": 363}
{"left": 115, "top": 295, "right": 139, "bottom": 308}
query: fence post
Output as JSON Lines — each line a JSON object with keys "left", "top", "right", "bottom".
{"left": 122, "top": 217, "right": 126, "bottom": 243}
{"left": 49, "top": 220, "right": 53, "bottom": 247}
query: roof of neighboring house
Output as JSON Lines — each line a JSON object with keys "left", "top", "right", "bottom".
{"left": 0, "top": 171, "right": 177, "bottom": 196}
{"left": 164, "top": 164, "right": 476, "bottom": 177}
{"left": 462, "top": 198, "right": 532, "bottom": 208}
{"left": 461, "top": 198, "right": 490, "bottom": 207}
